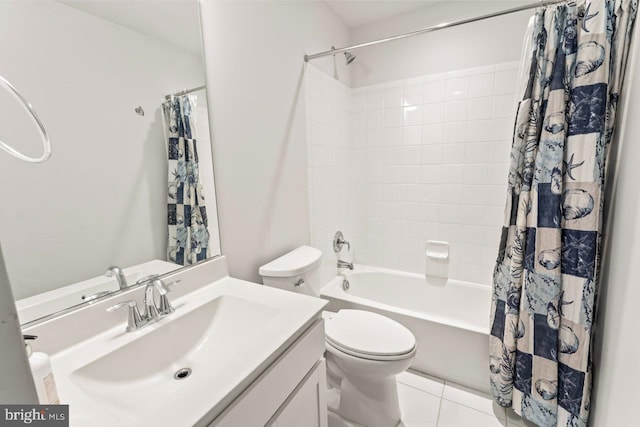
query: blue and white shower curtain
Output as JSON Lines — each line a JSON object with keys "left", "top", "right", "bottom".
{"left": 489, "top": 1, "right": 636, "bottom": 426}
{"left": 162, "top": 95, "right": 211, "bottom": 266}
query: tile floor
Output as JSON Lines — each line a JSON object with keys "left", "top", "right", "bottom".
{"left": 394, "top": 370, "right": 537, "bottom": 427}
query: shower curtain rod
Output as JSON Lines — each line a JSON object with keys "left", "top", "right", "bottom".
{"left": 304, "top": 0, "right": 565, "bottom": 62}
{"left": 165, "top": 85, "right": 206, "bottom": 100}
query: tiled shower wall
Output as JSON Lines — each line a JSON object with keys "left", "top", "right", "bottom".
{"left": 305, "top": 62, "right": 519, "bottom": 286}
{"left": 305, "top": 65, "right": 360, "bottom": 284}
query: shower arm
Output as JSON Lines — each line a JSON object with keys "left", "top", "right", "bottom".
{"left": 304, "top": 0, "right": 566, "bottom": 62}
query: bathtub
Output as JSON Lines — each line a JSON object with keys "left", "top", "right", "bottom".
{"left": 320, "top": 264, "right": 492, "bottom": 393}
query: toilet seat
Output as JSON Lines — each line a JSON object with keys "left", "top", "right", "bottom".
{"left": 325, "top": 310, "right": 416, "bottom": 361}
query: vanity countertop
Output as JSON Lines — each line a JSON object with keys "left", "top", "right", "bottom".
{"left": 23, "top": 257, "right": 327, "bottom": 426}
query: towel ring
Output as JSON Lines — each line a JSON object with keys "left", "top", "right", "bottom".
{"left": 0, "top": 75, "right": 51, "bottom": 163}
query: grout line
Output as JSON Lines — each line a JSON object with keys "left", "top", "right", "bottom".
{"left": 435, "top": 395, "right": 445, "bottom": 427}
{"left": 440, "top": 380, "right": 508, "bottom": 422}
{"left": 397, "top": 381, "right": 444, "bottom": 399}
{"left": 439, "top": 395, "right": 507, "bottom": 422}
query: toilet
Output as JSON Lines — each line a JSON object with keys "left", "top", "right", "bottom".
{"left": 259, "top": 246, "right": 416, "bottom": 427}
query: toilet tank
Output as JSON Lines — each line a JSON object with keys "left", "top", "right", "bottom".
{"left": 259, "top": 246, "right": 323, "bottom": 297}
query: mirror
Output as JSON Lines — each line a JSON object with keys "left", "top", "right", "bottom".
{"left": 0, "top": 0, "right": 221, "bottom": 325}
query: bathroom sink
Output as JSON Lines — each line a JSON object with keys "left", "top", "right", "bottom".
{"left": 44, "top": 275, "right": 327, "bottom": 426}
{"left": 71, "top": 295, "right": 279, "bottom": 414}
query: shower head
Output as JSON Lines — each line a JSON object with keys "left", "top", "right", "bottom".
{"left": 344, "top": 51, "right": 356, "bottom": 65}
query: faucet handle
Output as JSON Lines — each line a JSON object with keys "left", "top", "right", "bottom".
{"left": 333, "top": 231, "right": 351, "bottom": 252}
{"left": 153, "top": 279, "right": 181, "bottom": 316}
{"left": 135, "top": 274, "right": 159, "bottom": 285}
{"left": 107, "top": 300, "right": 145, "bottom": 332}
{"left": 162, "top": 279, "right": 182, "bottom": 292}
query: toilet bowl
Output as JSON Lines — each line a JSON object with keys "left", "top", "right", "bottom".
{"left": 259, "top": 246, "right": 417, "bottom": 427}
{"left": 325, "top": 309, "right": 416, "bottom": 427}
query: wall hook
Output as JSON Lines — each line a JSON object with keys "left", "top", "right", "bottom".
{"left": 135, "top": 106, "right": 145, "bottom": 116}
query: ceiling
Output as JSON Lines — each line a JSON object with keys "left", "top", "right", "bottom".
{"left": 326, "top": 1, "right": 443, "bottom": 28}
{"left": 59, "top": 0, "right": 203, "bottom": 56}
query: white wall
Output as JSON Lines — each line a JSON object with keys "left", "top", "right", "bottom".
{"left": 349, "top": 1, "right": 531, "bottom": 87}
{"left": 590, "top": 26, "right": 640, "bottom": 426}
{"left": 0, "top": 1, "right": 210, "bottom": 299}
{"left": 200, "top": 0, "right": 351, "bottom": 282}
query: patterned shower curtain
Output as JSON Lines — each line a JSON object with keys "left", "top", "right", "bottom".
{"left": 162, "top": 95, "right": 211, "bottom": 266}
{"left": 489, "top": 1, "right": 636, "bottom": 426}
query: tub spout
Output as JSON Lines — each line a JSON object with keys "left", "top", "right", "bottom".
{"left": 337, "top": 260, "right": 353, "bottom": 270}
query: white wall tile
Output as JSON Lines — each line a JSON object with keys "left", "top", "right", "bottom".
{"left": 424, "top": 80, "right": 446, "bottom": 103}
{"left": 467, "top": 97, "right": 493, "bottom": 120}
{"left": 423, "top": 103, "right": 445, "bottom": 124}
{"left": 462, "top": 185, "right": 487, "bottom": 206}
{"left": 494, "top": 68, "right": 518, "bottom": 95}
{"left": 419, "top": 221, "right": 440, "bottom": 240}
{"left": 403, "top": 125, "right": 422, "bottom": 145}
{"left": 420, "top": 204, "right": 439, "bottom": 222}
{"left": 441, "top": 164, "right": 464, "bottom": 184}
{"left": 490, "top": 118, "right": 513, "bottom": 140}
{"left": 464, "top": 142, "right": 491, "bottom": 164}
{"left": 421, "top": 184, "right": 442, "bottom": 203}
{"left": 486, "top": 162, "right": 509, "bottom": 184}
{"left": 366, "top": 86, "right": 385, "bottom": 109}
{"left": 402, "top": 203, "right": 421, "bottom": 221}
{"left": 385, "top": 127, "right": 403, "bottom": 146}
{"left": 422, "top": 124, "right": 444, "bottom": 144}
{"left": 384, "top": 107, "right": 403, "bottom": 127}
{"left": 445, "top": 77, "right": 469, "bottom": 100}
{"left": 442, "top": 143, "right": 465, "bottom": 163}
{"left": 468, "top": 73, "right": 495, "bottom": 98}
{"left": 421, "top": 165, "right": 443, "bottom": 184}
{"left": 421, "top": 144, "right": 443, "bottom": 164}
{"left": 384, "top": 84, "right": 403, "bottom": 108}
{"left": 403, "top": 82, "right": 424, "bottom": 106}
{"left": 402, "top": 145, "right": 422, "bottom": 165}
{"left": 462, "top": 164, "right": 488, "bottom": 184}
{"left": 309, "top": 61, "right": 518, "bottom": 287}
{"left": 492, "top": 94, "right": 515, "bottom": 118}
{"left": 440, "top": 184, "right": 463, "bottom": 204}
{"left": 403, "top": 105, "right": 422, "bottom": 126}
{"left": 444, "top": 122, "right": 467, "bottom": 144}
{"left": 400, "top": 165, "right": 421, "bottom": 183}
{"left": 367, "top": 109, "right": 384, "bottom": 129}
{"left": 445, "top": 100, "right": 468, "bottom": 122}
{"left": 466, "top": 120, "right": 492, "bottom": 142}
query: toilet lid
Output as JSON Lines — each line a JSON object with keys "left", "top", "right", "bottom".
{"left": 325, "top": 310, "right": 416, "bottom": 358}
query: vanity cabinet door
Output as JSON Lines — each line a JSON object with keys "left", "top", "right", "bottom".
{"left": 269, "top": 359, "right": 328, "bottom": 427}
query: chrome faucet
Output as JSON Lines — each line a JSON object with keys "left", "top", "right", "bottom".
{"left": 105, "top": 265, "right": 128, "bottom": 290}
{"left": 143, "top": 277, "right": 181, "bottom": 319}
{"left": 107, "top": 277, "right": 181, "bottom": 332}
{"left": 337, "top": 260, "right": 354, "bottom": 270}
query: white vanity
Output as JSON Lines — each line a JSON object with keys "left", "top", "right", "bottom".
{"left": 23, "top": 256, "right": 328, "bottom": 427}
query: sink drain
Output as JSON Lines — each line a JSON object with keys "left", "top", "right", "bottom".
{"left": 174, "top": 368, "right": 192, "bottom": 380}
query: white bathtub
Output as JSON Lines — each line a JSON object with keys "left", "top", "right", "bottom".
{"left": 321, "top": 264, "right": 492, "bottom": 393}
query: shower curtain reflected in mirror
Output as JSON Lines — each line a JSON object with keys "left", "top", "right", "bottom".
{"left": 489, "top": 0, "right": 637, "bottom": 426}
{"left": 162, "top": 95, "right": 211, "bottom": 266}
